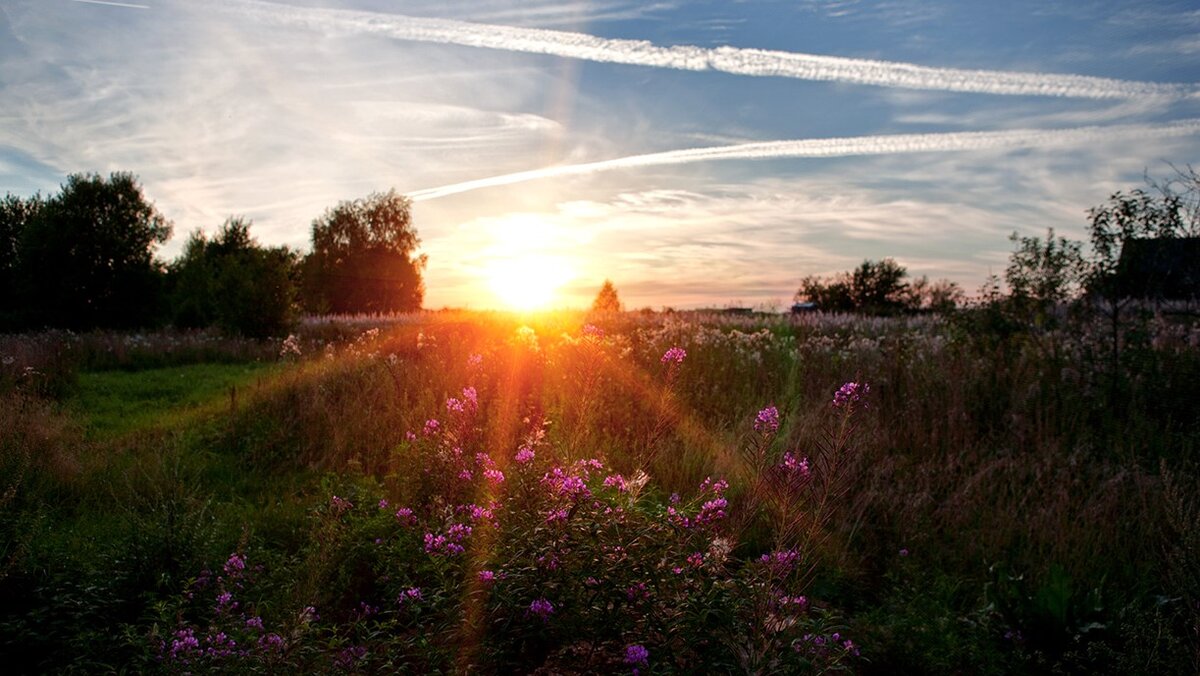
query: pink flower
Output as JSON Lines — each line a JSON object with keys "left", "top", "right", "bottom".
{"left": 661, "top": 346, "right": 687, "bottom": 365}
{"left": 330, "top": 495, "right": 353, "bottom": 515}
{"left": 515, "top": 447, "right": 535, "bottom": 464}
{"left": 624, "top": 644, "right": 649, "bottom": 667}
{"left": 832, "top": 381, "right": 870, "bottom": 409}
{"left": 484, "top": 468, "right": 505, "bottom": 484}
{"left": 394, "top": 507, "right": 416, "bottom": 526}
{"left": 754, "top": 405, "right": 780, "bottom": 433}
{"left": 478, "top": 570, "right": 495, "bottom": 584}
{"left": 603, "top": 474, "right": 628, "bottom": 491}
{"left": 528, "top": 598, "right": 554, "bottom": 620}
{"left": 781, "top": 451, "right": 811, "bottom": 478}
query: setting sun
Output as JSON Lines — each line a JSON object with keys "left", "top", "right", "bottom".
{"left": 485, "top": 254, "right": 574, "bottom": 310}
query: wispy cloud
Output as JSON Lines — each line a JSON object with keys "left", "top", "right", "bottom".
{"left": 407, "top": 119, "right": 1200, "bottom": 201}
{"left": 70, "top": 0, "right": 150, "bottom": 9}
{"left": 218, "top": 0, "right": 1197, "bottom": 100}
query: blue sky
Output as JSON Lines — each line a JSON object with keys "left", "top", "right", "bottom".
{"left": 2, "top": 0, "right": 1199, "bottom": 309}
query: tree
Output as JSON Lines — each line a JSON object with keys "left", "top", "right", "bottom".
{"left": 849, "top": 258, "right": 910, "bottom": 314}
{"left": 795, "top": 273, "right": 854, "bottom": 312}
{"left": 1084, "top": 173, "right": 1194, "bottom": 403}
{"left": 303, "top": 189, "right": 426, "bottom": 315}
{"left": 1004, "top": 228, "right": 1088, "bottom": 326}
{"left": 0, "top": 193, "right": 44, "bottom": 328}
{"left": 591, "top": 279, "right": 622, "bottom": 313}
{"left": 170, "top": 217, "right": 298, "bottom": 337}
{"left": 17, "top": 172, "right": 171, "bottom": 329}
{"left": 907, "top": 276, "right": 965, "bottom": 313}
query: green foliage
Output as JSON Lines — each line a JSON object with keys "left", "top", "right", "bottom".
{"left": 303, "top": 189, "right": 427, "bottom": 314}
{"left": 170, "top": 217, "right": 299, "bottom": 337}
{"left": 16, "top": 172, "right": 171, "bottom": 329}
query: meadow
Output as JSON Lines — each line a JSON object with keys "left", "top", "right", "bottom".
{"left": 1, "top": 309, "right": 1198, "bottom": 674}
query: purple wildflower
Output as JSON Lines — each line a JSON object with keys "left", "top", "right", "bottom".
{"left": 624, "top": 643, "right": 650, "bottom": 667}
{"left": 661, "top": 346, "right": 687, "bottom": 365}
{"left": 754, "top": 405, "right": 780, "bottom": 433}
{"left": 529, "top": 598, "right": 554, "bottom": 620}
{"left": 832, "top": 381, "right": 870, "bottom": 409}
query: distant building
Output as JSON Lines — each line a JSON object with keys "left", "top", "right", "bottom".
{"left": 790, "top": 302, "right": 819, "bottom": 314}
{"left": 1116, "top": 237, "right": 1200, "bottom": 301}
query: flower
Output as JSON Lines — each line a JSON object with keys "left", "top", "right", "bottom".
{"left": 330, "top": 495, "right": 353, "bottom": 514}
{"left": 832, "top": 381, "right": 870, "bottom": 409}
{"left": 754, "top": 405, "right": 780, "bottom": 433}
{"left": 624, "top": 643, "right": 650, "bottom": 666}
{"left": 223, "top": 553, "right": 246, "bottom": 576}
{"left": 529, "top": 598, "right": 554, "bottom": 620}
{"left": 781, "top": 451, "right": 811, "bottom": 478}
{"left": 661, "top": 346, "right": 687, "bottom": 365}
{"left": 515, "top": 447, "right": 535, "bottom": 464}
{"left": 478, "top": 570, "right": 496, "bottom": 584}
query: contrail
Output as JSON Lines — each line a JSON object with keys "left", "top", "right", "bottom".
{"left": 407, "top": 119, "right": 1200, "bottom": 201}
{"left": 218, "top": 0, "right": 1197, "bottom": 100}
{"left": 70, "top": 0, "right": 150, "bottom": 9}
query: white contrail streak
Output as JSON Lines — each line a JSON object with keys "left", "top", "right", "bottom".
{"left": 219, "top": 0, "right": 1197, "bottom": 100}
{"left": 407, "top": 119, "right": 1200, "bottom": 201}
{"left": 70, "top": 0, "right": 150, "bottom": 9}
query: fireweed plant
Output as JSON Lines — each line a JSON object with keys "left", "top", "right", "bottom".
{"left": 150, "top": 347, "right": 866, "bottom": 673}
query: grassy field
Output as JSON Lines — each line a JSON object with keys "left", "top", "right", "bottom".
{"left": 1, "top": 311, "right": 1198, "bottom": 673}
{"left": 72, "top": 362, "right": 280, "bottom": 439}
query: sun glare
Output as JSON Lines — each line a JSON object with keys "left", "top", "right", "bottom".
{"left": 486, "top": 255, "right": 573, "bottom": 311}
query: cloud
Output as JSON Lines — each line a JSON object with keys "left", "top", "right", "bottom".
{"left": 70, "top": 0, "right": 150, "bottom": 9}
{"left": 218, "top": 0, "right": 1197, "bottom": 100}
{"left": 407, "top": 119, "right": 1200, "bottom": 201}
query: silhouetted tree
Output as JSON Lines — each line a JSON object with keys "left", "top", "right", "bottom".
{"left": 1004, "top": 228, "right": 1088, "bottom": 327}
{"left": 17, "top": 172, "right": 171, "bottom": 329}
{"left": 170, "top": 217, "right": 298, "bottom": 337}
{"left": 303, "top": 189, "right": 426, "bottom": 314}
{"left": 591, "top": 279, "right": 622, "bottom": 313}
{"left": 0, "top": 193, "right": 44, "bottom": 328}
{"left": 795, "top": 273, "right": 854, "bottom": 312}
{"left": 849, "top": 258, "right": 909, "bottom": 314}
{"left": 907, "top": 276, "right": 965, "bottom": 313}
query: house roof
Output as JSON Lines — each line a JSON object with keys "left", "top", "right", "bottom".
{"left": 1116, "top": 237, "right": 1200, "bottom": 300}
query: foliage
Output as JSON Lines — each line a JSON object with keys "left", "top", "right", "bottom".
{"left": 0, "top": 193, "right": 44, "bottom": 329}
{"left": 591, "top": 279, "right": 623, "bottom": 313}
{"left": 1003, "top": 228, "right": 1088, "bottom": 327}
{"left": 303, "top": 189, "right": 427, "bottom": 314}
{"left": 15, "top": 172, "right": 171, "bottom": 330}
{"left": 796, "top": 259, "right": 961, "bottom": 314}
{"left": 170, "top": 218, "right": 298, "bottom": 337}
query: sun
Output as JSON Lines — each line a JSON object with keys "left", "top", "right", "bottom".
{"left": 485, "top": 254, "right": 574, "bottom": 311}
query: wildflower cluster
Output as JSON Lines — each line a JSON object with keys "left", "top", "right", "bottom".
{"left": 832, "top": 381, "right": 870, "bottom": 410}
{"left": 667, "top": 477, "right": 730, "bottom": 529}
{"left": 754, "top": 405, "right": 780, "bottom": 434}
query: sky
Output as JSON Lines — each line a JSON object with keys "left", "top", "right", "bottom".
{"left": 2, "top": 0, "right": 1199, "bottom": 310}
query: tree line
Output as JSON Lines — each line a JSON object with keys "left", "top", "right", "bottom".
{"left": 0, "top": 172, "right": 426, "bottom": 336}
{"left": 795, "top": 167, "right": 1200, "bottom": 318}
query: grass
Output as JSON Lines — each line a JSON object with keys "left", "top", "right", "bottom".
{"left": 69, "top": 362, "right": 280, "bottom": 439}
